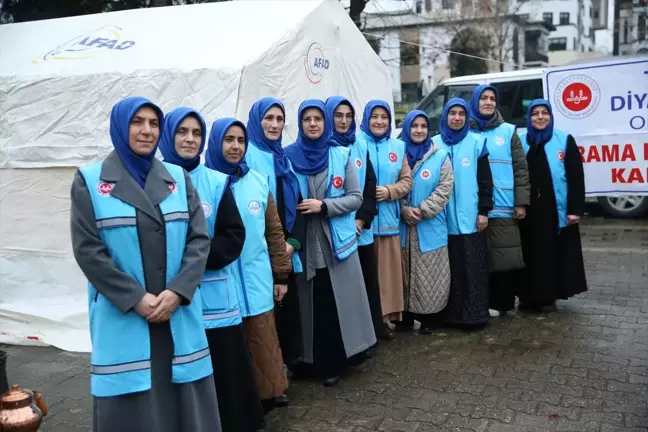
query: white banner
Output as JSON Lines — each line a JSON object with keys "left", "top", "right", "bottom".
{"left": 543, "top": 58, "right": 648, "bottom": 196}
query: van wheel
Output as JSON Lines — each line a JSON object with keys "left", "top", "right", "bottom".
{"left": 597, "top": 196, "right": 648, "bottom": 218}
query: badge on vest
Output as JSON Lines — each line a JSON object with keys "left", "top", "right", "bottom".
{"left": 557, "top": 151, "right": 565, "bottom": 161}
{"left": 167, "top": 182, "right": 177, "bottom": 193}
{"left": 201, "top": 202, "right": 212, "bottom": 218}
{"left": 421, "top": 169, "right": 431, "bottom": 180}
{"left": 248, "top": 200, "right": 261, "bottom": 215}
{"left": 97, "top": 182, "right": 114, "bottom": 197}
{"left": 495, "top": 136, "right": 505, "bottom": 146}
{"left": 355, "top": 158, "right": 363, "bottom": 169}
{"left": 389, "top": 152, "right": 398, "bottom": 163}
{"left": 461, "top": 157, "right": 471, "bottom": 167}
{"left": 332, "top": 176, "right": 343, "bottom": 189}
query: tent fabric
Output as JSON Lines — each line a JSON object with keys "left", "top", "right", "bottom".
{"left": 0, "top": 0, "right": 393, "bottom": 352}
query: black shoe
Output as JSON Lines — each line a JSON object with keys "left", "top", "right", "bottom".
{"left": 378, "top": 324, "right": 395, "bottom": 340}
{"left": 274, "top": 393, "right": 289, "bottom": 407}
{"left": 322, "top": 376, "right": 341, "bottom": 387}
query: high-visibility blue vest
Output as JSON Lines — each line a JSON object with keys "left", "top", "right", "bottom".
{"left": 349, "top": 138, "right": 374, "bottom": 246}
{"left": 190, "top": 164, "right": 242, "bottom": 329}
{"left": 519, "top": 129, "right": 569, "bottom": 228}
{"left": 79, "top": 161, "right": 212, "bottom": 398}
{"left": 356, "top": 131, "right": 406, "bottom": 237}
{"left": 246, "top": 142, "right": 303, "bottom": 273}
{"left": 228, "top": 169, "right": 275, "bottom": 317}
{"left": 400, "top": 149, "right": 449, "bottom": 252}
{"left": 434, "top": 132, "right": 486, "bottom": 235}
{"left": 472, "top": 123, "right": 516, "bottom": 218}
{"left": 293, "top": 146, "right": 358, "bottom": 261}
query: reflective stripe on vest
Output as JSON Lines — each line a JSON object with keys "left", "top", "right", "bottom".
{"left": 229, "top": 169, "right": 274, "bottom": 317}
{"left": 361, "top": 131, "right": 405, "bottom": 237}
{"left": 246, "top": 142, "right": 303, "bottom": 273}
{"left": 400, "top": 149, "right": 449, "bottom": 253}
{"left": 294, "top": 147, "right": 358, "bottom": 261}
{"left": 519, "top": 129, "right": 569, "bottom": 228}
{"left": 475, "top": 123, "right": 516, "bottom": 218}
{"left": 191, "top": 164, "right": 243, "bottom": 329}
{"left": 79, "top": 160, "right": 212, "bottom": 397}
{"left": 433, "top": 132, "right": 485, "bottom": 235}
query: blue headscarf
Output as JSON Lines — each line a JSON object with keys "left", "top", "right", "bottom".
{"left": 159, "top": 107, "right": 206, "bottom": 171}
{"left": 109, "top": 96, "right": 164, "bottom": 188}
{"left": 525, "top": 99, "right": 554, "bottom": 145}
{"left": 205, "top": 118, "right": 249, "bottom": 183}
{"left": 325, "top": 96, "right": 356, "bottom": 147}
{"left": 247, "top": 97, "right": 299, "bottom": 232}
{"left": 284, "top": 99, "right": 330, "bottom": 175}
{"left": 440, "top": 98, "right": 471, "bottom": 146}
{"left": 360, "top": 99, "right": 392, "bottom": 142}
{"left": 402, "top": 110, "right": 431, "bottom": 169}
{"left": 470, "top": 84, "right": 498, "bottom": 130}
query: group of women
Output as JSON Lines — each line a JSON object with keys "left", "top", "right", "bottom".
{"left": 70, "top": 85, "right": 588, "bottom": 432}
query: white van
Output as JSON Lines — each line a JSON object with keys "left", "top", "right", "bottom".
{"left": 408, "top": 69, "right": 648, "bottom": 218}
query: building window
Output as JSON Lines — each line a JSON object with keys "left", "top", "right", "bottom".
{"left": 559, "top": 12, "right": 570, "bottom": 25}
{"left": 416, "top": 0, "right": 422, "bottom": 13}
{"left": 594, "top": 10, "right": 599, "bottom": 19}
{"left": 519, "top": 13, "right": 529, "bottom": 21}
{"left": 623, "top": 19, "right": 629, "bottom": 43}
{"left": 425, "top": 0, "right": 433, "bottom": 11}
{"left": 549, "top": 37, "right": 568, "bottom": 51}
{"left": 640, "top": 15, "right": 646, "bottom": 41}
{"left": 543, "top": 12, "right": 553, "bottom": 24}
{"left": 442, "top": 0, "right": 453, "bottom": 9}
{"left": 400, "top": 41, "right": 420, "bottom": 66}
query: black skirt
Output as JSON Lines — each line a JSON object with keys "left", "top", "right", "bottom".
{"left": 275, "top": 273, "right": 304, "bottom": 367}
{"left": 206, "top": 324, "right": 265, "bottom": 432}
{"left": 357, "top": 243, "right": 383, "bottom": 340}
{"left": 445, "top": 233, "right": 489, "bottom": 326}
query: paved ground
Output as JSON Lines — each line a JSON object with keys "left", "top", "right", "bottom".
{"left": 2, "top": 216, "right": 647, "bottom": 432}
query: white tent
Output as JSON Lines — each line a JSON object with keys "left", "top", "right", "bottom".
{"left": 0, "top": 0, "right": 393, "bottom": 352}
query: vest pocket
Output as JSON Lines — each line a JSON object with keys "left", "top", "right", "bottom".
{"left": 490, "top": 160, "right": 515, "bottom": 211}
{"left": 328, "top": 213, "right": 358, "bottom": 260}
{"left": 199, "top": 276, "right": 231, "bottom": 319}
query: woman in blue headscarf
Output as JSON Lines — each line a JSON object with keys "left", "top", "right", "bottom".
{"left": 285, "top": 99, "right": 376, "bottom": 386}
{"left": 324, "top": 96, "right": 384, "bottom": 344}
{"left": 159, "top": 109, "right": 264, "bottom": 432}
{"left": 205, "top": 117, "right": 292, "bottom": 413}
{"left": 355, "top": 100, "right": 412, "bottom": 340}
{"left": 516, "top": 100, "right": 587, "bottom": 312}
{"left": 244, "top": 97, "right": 305, "bottom": 400}
{"left": 70, "top": 97, "right": 221, "bottom": 432}
{"left": 469, "top": 85, "right": 530, "bottom": 318}
{"left": 434, "top": 98, "right": 494, "bottom": 328}
{"left": 395, "top": 110, "right": 454, "bottom": 334}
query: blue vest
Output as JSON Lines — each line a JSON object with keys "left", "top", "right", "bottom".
{"left": 400, "top": 149, "right": 450, "bottom": 252}
{"left": 357, "top": 131, "right": 406, "bottom": 237}
{"left": 294, "top": 147, "right": 358, "bottom": 261}
{"left": 473, "top": 123, "right": 516, "bottom": 218}
{"left": 246, "top": 142, "right": 303, "bottom": 273}
{"left": 229, "top": 169, "right": 274, "bottom": 317}
{"left": 190, "top": 164, "right": 242, "bottom": 329}
{"left": 349, "top": 138, "right": 374, "bottom": 246}
{"left": 434, "top": 133, "right": 485, "bottom": 235}
{"left": 79, "top": 161, "right": 212, "bottom": 398}
{"left": 519, "top": 129, "right": 569, "bottom": 228}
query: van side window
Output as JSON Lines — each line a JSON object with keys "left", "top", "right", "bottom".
{"left": 447, "top": 85, "right": 477, "bottom": 104}
{"left": 491, "top": 79, "right": 543, "bottom": 127}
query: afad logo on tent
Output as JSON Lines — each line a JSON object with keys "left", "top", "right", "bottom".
{"left": 32, "top": 25, "right": 136, "bottom": 64}
{"left": 304, "top": 42, "right": 329, "bottom": 84}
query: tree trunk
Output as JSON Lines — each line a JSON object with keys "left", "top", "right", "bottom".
{"left": 349, "top": 0, "right": 367, "bottom": 28}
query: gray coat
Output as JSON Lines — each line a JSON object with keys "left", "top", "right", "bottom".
{"left": 471, "top": 112, "right": 530, "bottom": 272}
{"left": 297, "top": 155, "right": 377, "bottom": 362}
{"left": 70, "top": 151, "right": 221, "bottom": 432}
